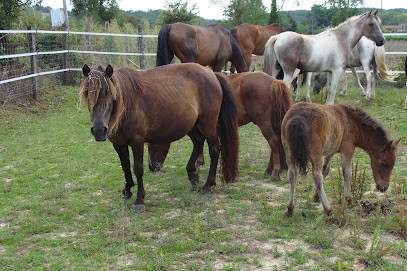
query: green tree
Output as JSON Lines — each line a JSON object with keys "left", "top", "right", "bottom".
{"left": 269, "top": 0, "right": 278, "bottom": 24}
{"left": 0, "top": 0, "right": 41, "bottom": 29}
{"left": 224, "top": 0, "right": 268, "bottom": 26}
{"left": 158, "top": 0, "right": 198, "bottom": 25}
{"left": 326, "top": 0, "right": 364, "bottom": 22}
{"left": 70, "top": 0, "right": 119, "bottom": 22}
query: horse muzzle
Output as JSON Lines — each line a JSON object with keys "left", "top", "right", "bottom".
{"left": 90, "top": 126, "right": 108, "bottom": 141}
{"left": 376, "top": 184, "right": 388, "bottom": 192}
{"left": 374, "top": 38, "right": 385, "bottom": 47}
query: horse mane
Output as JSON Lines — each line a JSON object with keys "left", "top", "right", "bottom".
{"left": 330, "top": 12, "right": 381, "bottom": 32}
{"left": 341, "top": 103, "right": 389, "bottom": 145}
{"left": 80, "top": 66, "right": 142, "bottom": 135}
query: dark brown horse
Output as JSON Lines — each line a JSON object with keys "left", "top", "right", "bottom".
{"left": 282, "top": 102, "right": 400, "bottom": 216}
{"left": 156, "top": 22, "right": 248, "bottom": 72}
{"left": 80, "top": 63, "right": 239, "bottom": 212}
{"left": 229, "top": 23, "right": 285, "bottom": 72}
{"left": 148, "top": 72, "right": 293, "bottom": 180}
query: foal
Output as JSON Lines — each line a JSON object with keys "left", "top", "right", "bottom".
{"left": 282, "top": 102, "right": 399, "bottom": 216}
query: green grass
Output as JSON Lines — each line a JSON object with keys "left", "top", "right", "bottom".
{"left": 0, "top": 80, "right": 406, "bottom": 270}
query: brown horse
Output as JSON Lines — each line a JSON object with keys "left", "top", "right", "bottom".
{"left": 156, "top": 22, "right": 248, "bottom": 72}
{"left": 282, "top": 102, "right": 400, "bottom": 216}
{"left": 229, "top": 23, "right": 285, "bottom": 72}
{"left": 148, "top": 72, "right": 293, "bottom": 180}
{"left": 80, "top": 63, "right": 239, "bottom": 212}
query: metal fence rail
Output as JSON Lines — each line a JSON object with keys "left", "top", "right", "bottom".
{"left": 0, "top": 30, "right": 406, "bottom": 102}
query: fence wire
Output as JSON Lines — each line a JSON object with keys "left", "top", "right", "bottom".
{"left": 0, "top": 30, "right": 158, "bottom": 103}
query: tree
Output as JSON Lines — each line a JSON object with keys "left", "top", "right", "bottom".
{"left": 325, "top": 0, "right": 364, "bottom": 22}
{"left": 224, "top": 0, "right": 268, "bottom": 26}
{"left": 158, "top": 0, "right": 198, "bottom": 25}
{"left": 0, "top": 0, "right": 41, "bottom": 29}
{"left": 269, "top": 0, "right": 278, "bottom": 24}
{"left": 70, "top": 0, "right": 119, "bottom": 22}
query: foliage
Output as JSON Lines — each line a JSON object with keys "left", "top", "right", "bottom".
{"left": 157, "top": 0, "right": 199, "bottom": 26}
{"left": 223, "top": 0, "right": 268, "bottom": 27}
{"left": 269, "top": 0, "right": 278, "bottom": 24}
{"left": 0, "top": 0, "right": 41, "bottom": 29}
{"left": 70, "top": 0, "right": 119, "bottom": 23}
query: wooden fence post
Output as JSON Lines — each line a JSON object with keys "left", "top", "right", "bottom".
{"left": 62, "top": 23, "right": 68, "bottom": 85}
{"left": 125, "top": 36, "right": 130, "bottom": 66}
{"left": 137, "top": 24, "right": 146, "bottom": 69}
{"left": 27, "top": 26, "right": 38, "bottom": 100}
{"left": 85, "top": 21, "right": 91, "bottom": 51}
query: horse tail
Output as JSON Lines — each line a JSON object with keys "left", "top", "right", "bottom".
{"left": 285, "top": 118, "right": 309, "bottom": 175}
{"left": 264, "top": 36, "right": 280, "bottom": 77}
{"left": 228, "top": 29, "right": 248, "bottom": 72}
{"left": 156, "top": 24, "right": 174, "bottom": 67}
{"left": 374, "top": 45, "right": 396, "bottom": 82}
{"left": 270, "top": 79, "right": 293, "bottom": 170}
{"left": 215, "top": 73, "right": 239, "bottom": 183}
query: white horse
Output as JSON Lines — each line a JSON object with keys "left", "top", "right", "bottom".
{"left": 264, "top": 10, "right": 385, "bottom": 104}
{"left": 296, "top": 36, "right": 396, "bottom": 103}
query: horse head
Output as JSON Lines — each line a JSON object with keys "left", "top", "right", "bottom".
{"left": 370, "top": 139, "right": 400, "bottom": 192}
{"left": 361, "top": 10, "right": 385, "bottom": 47}
{"left": 313, "top": 72, "right": 327, "bottom": 94}
{"left": 81, "top": 64, "right": 118, "bottom": 141}
{"left": 147, "top": 143, "right": 170, "bottom": 172}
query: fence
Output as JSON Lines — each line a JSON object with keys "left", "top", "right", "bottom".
{"left": 0, "top": 27, "right": 158, "bottom": 102}
{"left": 0, "top": 30, "right": 406, "bottom": 103}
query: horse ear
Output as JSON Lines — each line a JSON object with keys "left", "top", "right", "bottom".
{"left": 367, "top": 10, "right": 372, "bottom": 17}
{"left": 392, "top": 138, "right": 402, "bottom": 150}
{"left": 82, "top": 64, "right": 90, "bottom": 77}
{"left": 373, "top": 10, "right": 378, "bottom": 16}
{"left": 106, "top": 64, "right": 114, "bottom": 78}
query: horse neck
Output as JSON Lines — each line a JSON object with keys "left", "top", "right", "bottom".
{"left": 332, "top": 17, "right": 364, "bottom": 52}
{"left": 347, "top": 109, "right": 388, "bottom": 154}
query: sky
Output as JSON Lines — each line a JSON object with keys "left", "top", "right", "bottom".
{"left": 40, "top": 0, "right": 404, "bottom": 20}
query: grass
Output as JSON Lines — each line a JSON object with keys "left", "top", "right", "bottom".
{"left": 0, "top": 79, "right": 407, "bottom": 270}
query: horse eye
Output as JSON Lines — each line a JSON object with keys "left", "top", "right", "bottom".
{"left": 369, "top": 23, "right": 374, "bottom": 27}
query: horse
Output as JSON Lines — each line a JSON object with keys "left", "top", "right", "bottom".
{"left": 148, "top": 72, "right": 293, "bottom": 181}
{"left": 80, "top": 63, "right": 239, "bottom": 213}
{"left": 229, "top": 23, "right": 285, "bottom": 72}
{"left": 264, "top": 10, "right": 385, "bottom": 104}
{"left": 310, "top": 36, "right": 396, "bottom": 101}
{"left": 156, "top": 22, "right": 248, "bottom": 73}
{"left": 282, "top": 102, "right": 400, "bottom": 216}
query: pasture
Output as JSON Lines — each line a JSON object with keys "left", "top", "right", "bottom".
{"left": 0, "top": 79, "right": 407, "bottom": 270}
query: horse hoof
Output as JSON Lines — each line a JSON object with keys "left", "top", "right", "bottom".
{"left": 132, "top": 204, "right": 145, "bottom": 213}
{"left": 121, "top": 190, "right": 133, "bottom": 199}
{"left": 339, "top": 92, "right": 346, "bottom": 96}
{"left": 270, "top": 173, "right": 280, "bottom": 182}
{"left": 325, "top": 209, "right": 332, "bottom": 217}
{"left": 285, "top": 209, "right": 293, "bottom": 217}
{"left": 199, "top": 189, "right": 212, "bottom": 195}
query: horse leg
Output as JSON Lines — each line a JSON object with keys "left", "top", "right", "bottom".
{"left": 325, "top": 69, "right": 342, "bottom": 105}
{"left": 352, "top": 67, "right": 365, "bottom": 96}
{"left": 294, "top": 73, "right": 304, "bottom": 102}
{"left": 286, "top": 166, "right": 298, "bottom": 217}
{"left": 311, "top": 159, "right": 331, "bottom": 216}
{"left": 365, "top": 68, "right": 374, "bottom": 100}
{"left": 339, "top": 70, "right": 348, "bottom": 96}
{"left": 259, "top": 124, "right": 281, "bottom": 180}
{"left": 201, "top": 135, "right": 222, "bottom": 194}
{"left": 212, "top": 61, "right": 227, "bottom": 73}
{"left": 305, "top": 72, "right": 312, "bottom": 103}
{"left": 314, "top": 155, "right": 334, "bottom": 202}
{"left": 371, "top": 65, "right": 377, "bottom": 100}
{"left": 186, "top": 127, "right": 205, "bottom": 190}
{"left": 130, "top": 141, "right": 146, "bottom": 213}
{"left": 341, "top": 148, "right": 354, "bottom": 204}
{"left": 113, "top": 144, "right": 134, "bottom": 199}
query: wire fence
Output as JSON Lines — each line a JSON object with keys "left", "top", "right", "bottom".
{"left": 0, "top": 30, "right": 406, "bottom": 103}
{"left": 0, "top": 27, "right": 158, "bottom": 103}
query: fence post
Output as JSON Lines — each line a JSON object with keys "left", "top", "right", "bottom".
{"left": 85, "top": 21, "right": 91, "bottom": 51}
{"left": 62, "top": 23, "right": 68, "bottom": 85}
{"left": 27, "top": 26, "right": 38, "bottom": 100}
{"left": 125, "top": 36, "right": 130, "bottom": 66}
{"left": 137, "top": 24, "right": 146, "bottom": 69}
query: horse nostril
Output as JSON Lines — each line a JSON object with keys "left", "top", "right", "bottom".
{"left": 90, "top": 127, "right": 95, "bottom": 135}
{"left": 103, "top": 127, "right": 108, "bottom": 134}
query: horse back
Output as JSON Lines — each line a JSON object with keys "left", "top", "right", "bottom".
{"left": 169, "top": 23, "right": 230, "bottom": 66}
{"left": 132, "top": 63, "right": 223, "bottom": 143}
{"left": 283, "top": 103, "right": 348, "bottom": 156}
